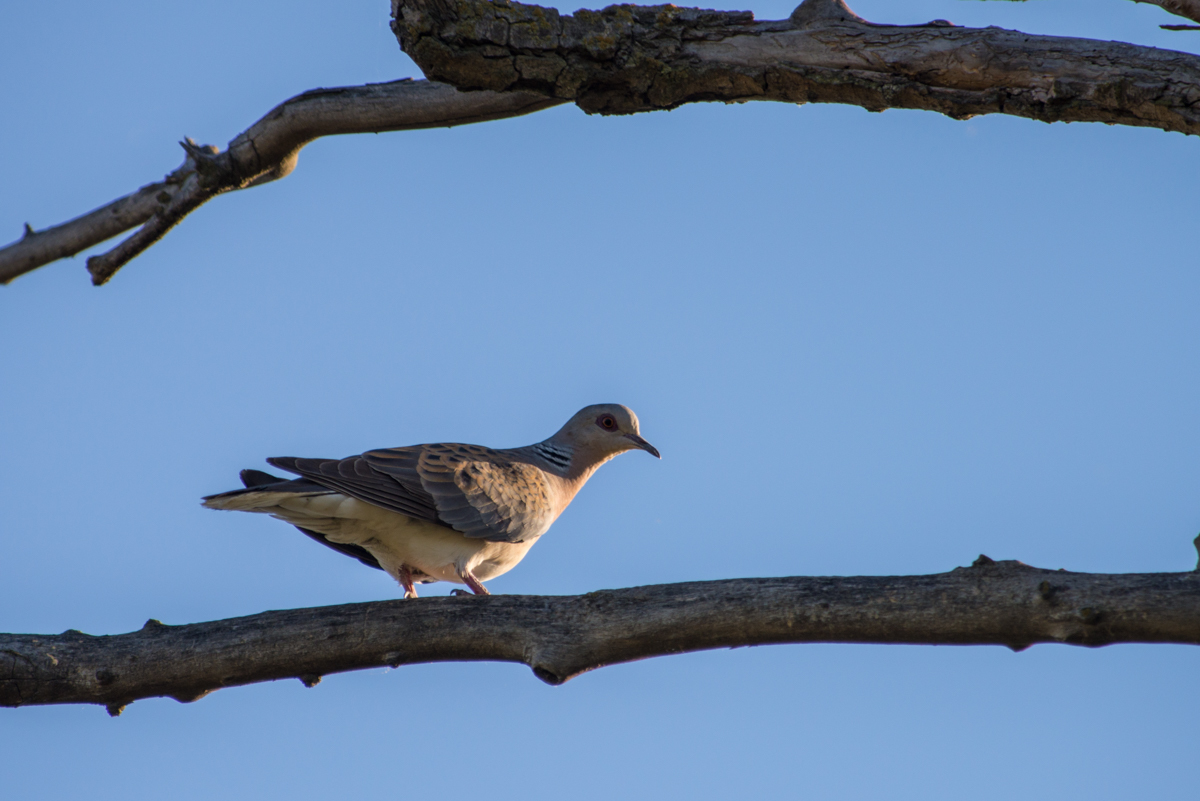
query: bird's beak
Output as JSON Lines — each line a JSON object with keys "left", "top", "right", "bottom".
{"left": 624, "top": 433, "right": 661, "bottom": 459}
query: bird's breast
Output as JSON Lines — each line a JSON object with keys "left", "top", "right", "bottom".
{"left": 278, "top": 495, "right": 538, "bottom": 584}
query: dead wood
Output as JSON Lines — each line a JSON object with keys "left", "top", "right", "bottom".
{"left": 0, "top": 80, "right": 563, "bottom": 286}
{"left": 3, "top": 558, "right": 1198, "bottom": 716}
{"left": 390, "top": 0, "right": 1200, "bottom": 127}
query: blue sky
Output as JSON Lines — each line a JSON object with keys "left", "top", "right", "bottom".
{"left": 2, "top": 1, "right": 1198, "bottom": 798}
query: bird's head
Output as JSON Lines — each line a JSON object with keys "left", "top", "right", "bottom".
{"left": 550, "top": 403, "right": 660, "bottom": 465}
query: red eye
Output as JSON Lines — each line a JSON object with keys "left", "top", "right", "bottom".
{"left": 598, "top": 415, "right": 617, "bottom": 430}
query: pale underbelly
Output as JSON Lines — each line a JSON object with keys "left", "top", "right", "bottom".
{"left": 271, "top": 494, "right": 538, "bottom": 585}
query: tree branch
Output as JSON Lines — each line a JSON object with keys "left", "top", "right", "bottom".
{"left": 390, "top": 0, "right": 1200, "bottom": 128}
{"left": 0, "top": 80, "right": 564, "bottom": 286}
{"left": 4, "top": 558, "right": 1198, "bottom": 717}
{"left": 9, "top": 1, "right": 1200, "bottom": 286}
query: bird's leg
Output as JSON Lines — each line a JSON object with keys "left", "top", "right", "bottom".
{"left": 456, "top": 566, "right": 490, "bottom": 596}
{"left": 398, "top": 564, "right": 418, "bottom": 599}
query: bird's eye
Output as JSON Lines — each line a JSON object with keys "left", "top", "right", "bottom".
{"left": 598, "top": 415, "right": 617, "bottom": 430}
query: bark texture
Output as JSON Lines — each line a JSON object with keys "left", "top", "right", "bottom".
{"left": 0, "top": 80, "right": 563, "bottom": 286}
{"left": 390, "top": 0, "right": 1200, "bottom": 127}
{"left": 3, "top": 559, "right": 1198, "bottom": 716}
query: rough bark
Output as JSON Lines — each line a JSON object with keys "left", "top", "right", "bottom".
{"left": 3, "top": 558, "right": 1198, "bottom": 717}
{"left": 390, "top": 0, "right": 1200, "bottom": 126}
{"left": 0, "top": 80, "right": 563, "bottom": 286}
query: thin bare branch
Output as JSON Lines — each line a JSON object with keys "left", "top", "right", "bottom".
{"left": 391, "top": 0, "right": 1200, "bottom": 128}
{"left": 3, "top": 559, "right": 1198, "bottom": 716}
{"left": 85, "top": 157, "right": 216, "bottom": 286}
{"left": 1, "top": 174, "right": 190, "bottom": 286}
{"left": 0, "top": 80, "right": 564, "bottom": 286}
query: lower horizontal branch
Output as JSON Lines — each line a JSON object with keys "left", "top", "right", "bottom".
{"left": 3, "top": 558, "right": 1197, "bottom": 716}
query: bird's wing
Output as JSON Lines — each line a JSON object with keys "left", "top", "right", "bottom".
{"left": 267, "top": 450, "right": 441, "bottom": 523}
{"left": 366, "top": 443, "right": 556, "bottom": 543}
{"left": 269, "top": 444, "right": 555, "bottom": 543}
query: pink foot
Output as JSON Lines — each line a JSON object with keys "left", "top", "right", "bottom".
{"left": 398, "top": 565, "right": 419, "bottom": 599}
{"left": 457, "top": 567, "right": 490, "bottom": 596}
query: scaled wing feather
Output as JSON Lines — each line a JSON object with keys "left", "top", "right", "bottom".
{"left": 368, "top": 444, "right": 556, "bottom": 543}
{"left": 270, "top": 445, "right": 556, "bottom": 543}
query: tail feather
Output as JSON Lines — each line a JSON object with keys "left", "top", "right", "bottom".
{"left": 203, "top": 468, "right": 384, "bottom": 571}
{"left": 240, "top": 468, "right": 285, "bottom": 488}
{"left": 201, "top": 470, "right": 330, "bottom": 511}
{"left": 201, "top": 488, "right": 294, "bottom": 512}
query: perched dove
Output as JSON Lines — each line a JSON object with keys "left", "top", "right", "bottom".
{"left": 202, "top": 404, "right": 659, "bottom": 597}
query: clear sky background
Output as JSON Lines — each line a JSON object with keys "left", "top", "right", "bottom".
{"left": 2, "top": 1, "right": 1198, "bottom": 798}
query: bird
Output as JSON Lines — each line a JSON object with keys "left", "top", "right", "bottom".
{"left": 201, "top": 404, "right": 659, "bottom": 598}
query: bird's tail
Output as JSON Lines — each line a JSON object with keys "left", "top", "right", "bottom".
{"left": 200, "top": 469, "right": 329, "bottom": 511}
{"left": 201, "top": 468, "right": 384, "bottom": 571}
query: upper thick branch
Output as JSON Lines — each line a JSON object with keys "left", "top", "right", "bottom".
{"left": 3, "top": 560, "right": 1198, "bottom": 716}
{"left": 0, "top": 80, "right": 563, "bottom": 286}
{"left": 391, "top": 0, "right": 1200, "bottom": 130}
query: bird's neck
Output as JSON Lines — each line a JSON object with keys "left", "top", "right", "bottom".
{"left": 529, "top": 439, "right": 575, "bottom": 475}
{"left": 529, "top": 438, "right": 613, "bottom": 488}
{"left": 523, "top": 439, "right": 620, "bottom": 519}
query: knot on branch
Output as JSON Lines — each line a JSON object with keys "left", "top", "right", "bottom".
{"left": 86, "top": 140, "right": 232, "bottom": 286}
{"left": 170, "top": 689, "right": 212, "bottom": 704}
{"left": 953, "top": 556, "right": 1043, "bottom": 581}
{"left": 531, "top": 665, "right": 566, "bottom": 685}
{"left": 789, "top": 0, "right": 865, "bottom": 28}
{"left": 180, "top": 139, "right": 236, "bottom": 189}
